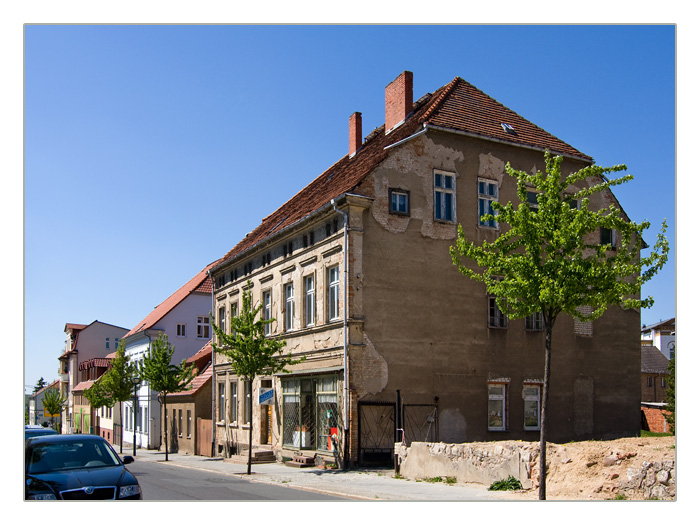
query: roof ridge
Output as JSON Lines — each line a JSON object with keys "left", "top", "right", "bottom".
{"left": 419, "top": 76, "right": 461, "bottom": 123}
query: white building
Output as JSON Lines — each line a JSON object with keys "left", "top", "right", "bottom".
{"left": 121, "top": 261, "right": 218, "bottom": 450}
{"left": 28, "top": 380, "right": 60, "bottom": 428}
{"left": 641, "top": 318, "right": 675, "bottom": 360}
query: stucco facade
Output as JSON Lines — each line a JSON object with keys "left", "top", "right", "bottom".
{"left": 209, "top": 72, "right": 642, "bottom": 466}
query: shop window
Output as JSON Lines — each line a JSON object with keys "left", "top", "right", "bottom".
{"left": 282, "top": 376, "right": 338, "bottom": 452}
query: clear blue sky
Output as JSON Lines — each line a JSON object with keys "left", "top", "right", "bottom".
{"left": 21, "top": 24, "right": 675, "bottom": 393}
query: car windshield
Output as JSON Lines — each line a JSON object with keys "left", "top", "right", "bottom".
{"left": 27, "top": 440, "right": 122, "bottom": 474}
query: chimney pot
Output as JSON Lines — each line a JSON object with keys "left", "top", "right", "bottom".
{"left": 349, "top": 111, "right": 362, "bottom": 157}
{"left": 385, "top": 71, "right": 413, "bottom": 134}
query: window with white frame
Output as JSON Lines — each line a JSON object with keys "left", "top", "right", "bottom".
{"left": 285, "top": 283, "right": 295, "bottom": 331}
{"left": 434, "top": 171, "right": 455, "bottom": 222}
{"left": 263, "top": 290, "right": 272, "bottom": 336}
{"left": 478, "top": 179, "right": 498, "bottom": 228}
{"left": 230, "top": 302, "right": 238, "bottom": 338}
{"left": 218, "top": 382, "right": 225, "bottom": 421}
{"left": 176, "top": 323, "right": 186, "bottom": 337}
{"left": 304, "top": 274, "right": 315, "bottom": 327}
{"left": 229, "top": 381, "right": 238, "bottom": 423}
{"left": 218, "top": 306, "right": 226, "bottom": 332}
{"left": 197, "top": 316, "right": 210, "bottom": 339}
{"left": 488, "top": 383, "right": 507, "bottom": 431}
{"left": 488, "top": 296, "right": 508, "bottom": 328}
{"left": 328, "top": 266, "right": 340, "bottom": 321}
{"left": 523, "top": 384, "right": 541, "bottom": 431}
{"left": 390, "top": 188, "right": 410, "bottom": 215}
{"left": 526, "top": 311, "right": 543, "bottom": 331}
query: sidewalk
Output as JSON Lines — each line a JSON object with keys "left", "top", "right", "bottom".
{"left": 129, "top": 448, "right": 523, "bottom": 501}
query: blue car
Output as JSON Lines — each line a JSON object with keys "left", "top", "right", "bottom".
{"left": 24, "top": 426, "right": 57, "bottom": 441}
{"left": 25, "top": 434, "right": 141, "bottom": 500}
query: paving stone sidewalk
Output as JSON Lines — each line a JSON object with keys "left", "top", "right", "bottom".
{"left": 130, "top": 448, "right": 520, "bottom": 501}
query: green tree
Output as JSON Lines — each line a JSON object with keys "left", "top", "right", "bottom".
{"left": 450, "top": 151, "right": 668, "bottom": 500}
{"left": 211, "top": 281, "right": 303, "bottom": 474}
{"left": 665, "top": 355, "right": 675, "bottom": 434}
{"left": 42, "top": 387, "right": 67, "bottom": 430}
{"left": 139, "top": 333, "right": 197, "bottom": 461}
{"left": 33, "top": 377, "right": 47, "bottom": 394}
{"left": 85, "top": 341, "right": 138, "bottom": 452}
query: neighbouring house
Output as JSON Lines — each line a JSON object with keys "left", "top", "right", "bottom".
{"left": 209, "top": 71, "right": 644, "bottom": 467}
{"left": 57, "top": 321, "right": 129, "bottom": 434}
{"left": 641, "top": 317, "right": 675, "bottom": 360}
{"left": 161, "top": 341, "right": 213, "bottom": 456}
{"left": 641, "top": 345, "right": 670, "bottom": 404}
{"left": 121, "top": 262, "right": 219, "bottom": 451}
{"left": 70, "top": 357, "right": 111, "bottom": 435}
{"left": 28, "top": 380, "right": 60, "bottom": 428}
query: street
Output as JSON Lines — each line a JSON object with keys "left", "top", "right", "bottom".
{"left": 127, "top": 460, "right": 348, "bottom": 501}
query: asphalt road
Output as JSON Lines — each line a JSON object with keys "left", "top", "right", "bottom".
{"left": 127, "top": 460, "right": 348, "bottom": 501}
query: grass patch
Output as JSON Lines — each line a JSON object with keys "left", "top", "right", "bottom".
{"left": 488, "top": 476, "right": 523, "bottom": 491}
{"left": 640, "top": 430, "right": 673, "bottom": 438}
{"left": 420, "top": 476, "right": 458, "bottom": 485}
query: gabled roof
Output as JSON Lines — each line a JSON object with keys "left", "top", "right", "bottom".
{"left": 32, "top": 380, "right": 59, "bottom": 398}
{"left": 169, "top": 362, "right": 212, "bottom": 397}
{"left": 123, "top": 260, "right": 221, "bottom": 339}
{"left": 72, "top": 380, "right": 94, "bottom": 393}
{"left": 641, "top": 317, "right": 675, "bottom": 333}
{"left": 641, "top": 346, "right": 670, "bottom": 374}
{"left": 214, "top": 76, "right": 591, "bottom": 270}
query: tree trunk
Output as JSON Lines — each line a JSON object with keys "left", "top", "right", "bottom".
{"left": 164, "top": 395, "right": 169, "bottom": 462}
{"left": 539, "top": 316, "right": 554, "bottom": 500}
{"left": 119, "top": 403, "right": 123, "bottom": 454}
{"left": 247, "top": 380, "right": 253, "bottom": 475}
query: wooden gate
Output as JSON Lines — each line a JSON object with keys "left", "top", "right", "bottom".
{"left": 196, "top": 418, "right": 213, "bottom": 457}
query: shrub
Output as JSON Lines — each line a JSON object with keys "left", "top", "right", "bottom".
{"left": 488, "top": 476, "right": 523, "bottom": 491}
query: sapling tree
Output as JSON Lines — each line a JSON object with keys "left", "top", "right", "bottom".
{"left": 139, "top": 333, "right": 197, "bottom": 461}
{"left": 85, "top": 341, "right": 138, "bottom": 452}
{"left": 450, "top": 151, "right": 668, "bottom": 500}
{"left": 211, "top": 281, "right": 303, "bottom": 474}
{"left": 41, "top": 387, "right": 67, "bottom": 431}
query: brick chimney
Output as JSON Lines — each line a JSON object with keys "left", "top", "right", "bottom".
{"left": 349, "top": 111, "right": 362, "bottom": 157}
{"left": 385, "top": 71, "right": 413, "bottom": 134}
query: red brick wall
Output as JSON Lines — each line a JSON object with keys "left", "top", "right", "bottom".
{"left": 641, "top": 405, "right": 671, "bottom": 433}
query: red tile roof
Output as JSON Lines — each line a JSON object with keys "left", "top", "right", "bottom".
{"left": 32, "top": 380, "right": 59, "bottom": 398}
{"left": 169, "top": 362, "right": 212, "bottom": 397}
{"left": 123, "top": 260, "right": 221, "bottom": 339}
{"left": 72, "top": 380, "right": 94, "bottom": 392}
{"left": 214, "top": 76, "right": 591, "bottom": 270}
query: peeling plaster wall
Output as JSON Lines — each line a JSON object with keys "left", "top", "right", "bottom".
{"left": 356, "top": 129, "right": 641, "bottom": 444}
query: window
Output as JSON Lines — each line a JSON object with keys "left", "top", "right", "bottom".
{"left": 304, "top": 275, "right": 315, "bottom": 327}
{"left": 218, "top": 306, "right": 226, "bottom": 332}
{"left": 197, "top": 316, "right": 210, "bottom": 339}
{"left": 488, "top": 383, "right": 507, "bottom": 431}
{"left": 282, "top": 375, "right": 339, "bottom": 451}
{"left": 328, "top": 266, "right": 340, "bottom": 321}
{"left": 489, "top": 296, "right": 508, "bottom": 328}
{"left": 285, "top": 283, "right": 295, "bottom": 331}
{"left": 178, "top": 410, "right": 183, "bottom": 437}
{"left": 105, "top": 338, "right": 110, "bottom": 350}
{"left": 478, "top": 179, "right": 498, "bottom": 228}
{"left": 526, "top": 190, "right": 539, "bottom": 211}
{"left": 523, "top": 384, "right": 541, "bottom": 431}
{"left": 434, "top": 172, "right": 455, "bottom": 222}
{"left": 390, "top": 188, "right": 410, "bottom": 215}
{"left": 176, "top": 323, "right": 186, "bottom": 337}
{"left": 647, "top": 376, "right": 653, "bottom": 387}
{"left": 526, "top": 312, "right": 543, "bottom": 331}
{"left": 244, "top": 381, "right": 252, "bottom": 424}
{"left": 230, "top": 303, "right": 238, "bottom": 337}
{"left": 229, "top": 381, "right": 238, "bottom": 423}
{"left": 186, "top": 410, "right": 192, "bottom": 438}
{"left": 600, "top": 228, "right": 616, "bottom": 250}
{"left": 114, "top": 338, "right": 119, "bottom": 350}
{"left": 218, "top": 383, "right": 225, "bottom": 421}
{"left": 263, "top": 290, "right": 272, "bottom": 336}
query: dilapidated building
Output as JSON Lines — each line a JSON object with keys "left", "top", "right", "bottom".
{"left": 209, "top": 71, "right": 641, "bottom": 467}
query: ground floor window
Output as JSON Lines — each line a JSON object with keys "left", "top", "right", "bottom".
{"left": 282, "top": 375, "right": 339, "bottom": 452}
{"left": 523, "top": 383, "right": 541, "bottom": 431}
{"left": 488, "top": 383, "right": 507, "bottom": 431}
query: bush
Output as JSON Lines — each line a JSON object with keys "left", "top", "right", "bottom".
{"left": 488, "top": 476, "right": 523, "bottom": 491}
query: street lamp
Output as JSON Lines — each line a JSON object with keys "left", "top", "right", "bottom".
{"left": 130, "top": 376, "right": 141, "bottom": 456}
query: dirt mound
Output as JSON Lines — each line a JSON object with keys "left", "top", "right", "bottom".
{"left": 513, "top": 436, "right": 676, "bottom": 500}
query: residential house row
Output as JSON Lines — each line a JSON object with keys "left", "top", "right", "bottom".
{"left": 56, "top": 71, "right": 654, "bottom": 466}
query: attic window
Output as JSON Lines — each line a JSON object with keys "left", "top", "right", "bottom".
{"left": 501, "top": 123, "right": 516, "bottom": 135}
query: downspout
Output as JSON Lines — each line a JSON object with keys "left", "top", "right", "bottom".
{"left": 208, "top": 270, "right": 216, "bottom": 457}
{"left": 331, "top": 198, "right": 350, "bottom": 469}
